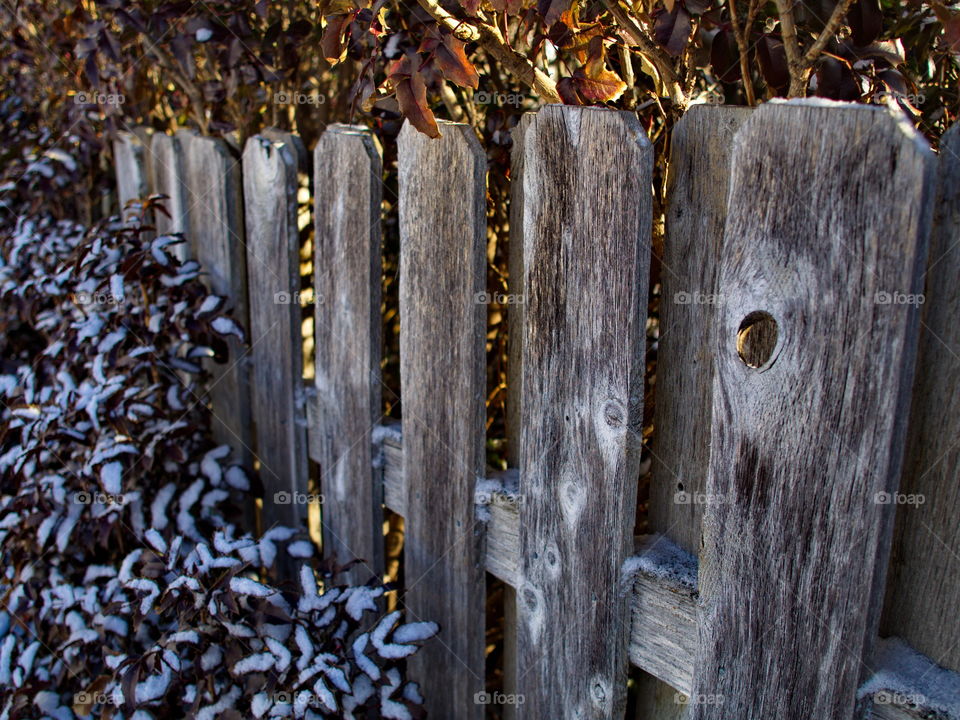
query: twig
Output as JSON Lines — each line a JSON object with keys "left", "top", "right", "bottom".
{"left": 603, "top": 0, "right": 687, "bottom": 108}
{"left": 774, "top": 0, "right": 804, "bottom": 95}
{"left": 619, "top": 43, "right": 637, "bottom": 109}
{"left": 439, "top": 81, "right": 466, "bottom": 121}
{"left": 728, "top": 0, "right": 756, "bottom": 105}
{"left": 804, "top": 0, "right": 856, "bottom": 64}
{"left": 416, "top": 0, "right": 562, "bottom": 103}
{"left": 775, "top": 0, "right": 856, "bottom": 97}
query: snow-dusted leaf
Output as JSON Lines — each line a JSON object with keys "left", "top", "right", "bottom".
{"left": 210, "top": 316, "right": 245, "bottom": 341}
{"left": 287, "top": 540, "right": 314, "bottom": 558}
{"left": 144, "top": 528, "right": 167, "bottom": 554}
{"left": 100, "top": 461, "right": 123, "bottom": 494}
{"left": 393, "top": 621, "right": 439, "bottom": 645}
{"left": 197, "top": 295, "right": 225, "bottom": 316}
{"left": 230, "top": 576, "right": 277, "bottom": 598}
{"left": 344, "top": 585, "right": 384, "bottom": 621}
{"left": 224, "top": 464, "right": 249, "bottom": 490}
{"left": 233, "top": 651, "right": 275, "bottom": 675}
{"left": 125, "top": 578, "right": 160, "bottom": 615}
{"left": 352, "top": 634, "right": 380, "bottom": 681}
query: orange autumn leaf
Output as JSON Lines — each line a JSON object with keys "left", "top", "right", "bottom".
{"left": 435, "top": 34, "right": 480, "bottom": 89}
{"left": 573, "top": 36, "right": 627, "bottom": 102}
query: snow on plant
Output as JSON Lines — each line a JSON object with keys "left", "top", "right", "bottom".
{"left": 0, "top": 206, "right": 436, "bottom": 719}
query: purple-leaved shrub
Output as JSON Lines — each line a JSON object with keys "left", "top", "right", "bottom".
{"left": 0, "top": 207, "right": 436, "bottom": 720}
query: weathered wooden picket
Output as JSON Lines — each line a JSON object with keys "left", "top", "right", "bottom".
{"left": 113, "top": 99, "right": 960, "bottom": 720}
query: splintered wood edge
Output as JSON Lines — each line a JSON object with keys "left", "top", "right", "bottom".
{"left": 303, "top": 394, "right": 959, "bottom": 719}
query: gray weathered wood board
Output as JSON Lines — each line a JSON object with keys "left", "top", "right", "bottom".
{"left": 114, "top": 130, "right": 148, "bottom": 212}
{"left": 516, "top": 105, "right": 652, "bottom": 719}
{"left": 148, "top": 132, "right": 189, "bottom": 260}
{"left": 502, "top": 111, "right": 534, "bottom": 720}
{"left": 628, "top": 536, "right": 699, "bottom": 698}
{"left": 648, "top": 105, "right": 752, "bottom": 555}
{"left": 398, "top": 120, "right": 487, "bottom": 718}
{"left": 313, "top": 125, "right": 384, "bottom": 585}
{"left": 639, "top": 103, "right": 751, "bottom": 720}
{"left": 881, "top": 122, "right": 960, "bottom": 674}
{"left": 505, "top": 111, "right": 535, "bottom": 469}
{"left": 262, "top": 127, "right": 309, "bottom": 172}
{"left": 178, "top": 130, "right": 252, "bottom": 459}
{"left": 242, "top": 133, "right": 308, "bottom": 549}
{"left": 691, "top": 100, "right": 935, "bottom": 720}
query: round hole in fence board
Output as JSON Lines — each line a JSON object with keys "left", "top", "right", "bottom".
{"left": 737, "top": 311, "right": 778, "bottom": 369}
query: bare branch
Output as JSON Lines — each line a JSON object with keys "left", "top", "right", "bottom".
{"left": 774, "top": 0, "right": 806, "bottom": 96}
{"left": 803, "top": 0, "right": 856, "bottom": 65}
{"left": 618, "top": 43, "right": 637, "bottom": 110}
{"left": 729, "top": 0, "right": 756, "bottom": 105}
{"left": 438, "top": 81, "right": 466, "bottom": 121}
{"left": 776, "top": 0, "right": 856, "bottom": 97}
{"left": 603, "top": 0, "right": 687, "bottom": 108}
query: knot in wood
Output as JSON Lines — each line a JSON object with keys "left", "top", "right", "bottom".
{"left": 602, "top": 399, "right": 626, "bottom": 428}
{"left": 591, "top": 678, "right": 610, "bottom": 708}
{"left": 522, "top": 587, "right": 538, "bottom": 611}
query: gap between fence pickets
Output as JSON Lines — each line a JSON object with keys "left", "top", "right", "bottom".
{"left": 302, "top": 393, "right": 960, "bottom": 719}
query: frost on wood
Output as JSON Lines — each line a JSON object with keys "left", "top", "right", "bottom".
{"left": 0, "top": 207, "right": 438, "bottom": 719}
{"left": 858, "top": 638, "right": 960, "bottom": 719}
{"left": 623, "top": 533, "right": 698, "bottom": 593}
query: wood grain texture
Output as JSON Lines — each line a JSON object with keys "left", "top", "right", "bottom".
{"left": 648, "top": 105, "right": 752, "bottom": 555}
{"left": 398, "top": 120, "right": 487, "bottom": 718}
{"left": 114, "top": 130, "right": 148, "bottom": 212}
{"left": 178, "top": 130, "right": 252, "bottom": 459}
{"left": 242, "top": 134, "right": 308, "bottom": 550}
{"left": 516, "top": 105, "right": 652, "bottom": 719}
{"left": 148, "top": 133, "right": 189, "bottom": 260}
{"left": 881, "top": 122, "right": 960, "bottom": 673}
{"left": 692, "top": 100, "right": 935, "bottom": 720}
{"left": 639, "top": 104, "right": 750, "bottom": 720}
{"left": 503, "top": 110, "right": 533, "bottom": 720}
{"left": 380, "top": 430, "right": 405, "bottom": 516}
{"left": 505, "top": 112, "right": 535, "bottom": 469}
{"left": 628, "top": 536, "right": 699, "bottom": 697}
{"left": 312, "top": 125, "right": 384, "bottom": 585}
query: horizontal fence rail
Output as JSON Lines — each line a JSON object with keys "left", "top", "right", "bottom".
{"left": 113, "top": 99, "right": 960, "bottom": 720}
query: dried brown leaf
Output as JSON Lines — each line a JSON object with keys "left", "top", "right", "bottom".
{"left": 435, "top": 34, "right": 480, "bottom": 88}
{"left": 572, "top": 37, "right": 627, "bottom": 101}
{"left": 321, "top": 14, "right": 353, "bottom": 63}
{"left": 654, "top": 4, "right": 692, "bottom": 56}
{"left": 389, "top": 57, "right": 441, "bottom": 138}
{"left": 538, "top": 0, "right": 573, "bottom": 28}
{"left": 932, "top": 2, "right": 960, "bottom": 54}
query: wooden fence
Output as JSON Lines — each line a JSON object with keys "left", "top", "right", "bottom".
{"left": 113, "top": 100, "right": 960, "bottom": 720}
